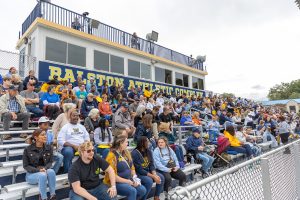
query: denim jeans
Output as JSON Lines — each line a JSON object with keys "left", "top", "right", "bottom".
{"left": 197, "top": 152, "right": 215, "bottom": 173}
{"left": 69, "top": 183, "right": 116, "bottom": 200}
{"left": 26, "top": 169, "right": 56, "bottom": 200}
{"left": 138, "top": 172, "right": 164, "bottom": 198}
{"left": 208, "top": 130, "right": 219, "bottom": 142}
{"left": 116, "top": 182, "right": 147, "bottom": 200}
{"left": 228, "top": 144, "right": 253, "bottom": 157}
{"left": 26, "top": 106, "right": 44, "bottom": 118}
{"left": 97, "top": 147, "right": 110, "bottom": 159}
{"left": 52, "top": 151, "right": 64, "bottom": 174}
{"left": 173, "top": 145, "right": 184, "bottom": 163}
{"left": 61, "top": 146, "right": 75, "bottom": 173}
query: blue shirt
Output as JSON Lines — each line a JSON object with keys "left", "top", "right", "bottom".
{"left": 8, "top": 97, "right": 20, "bottom": 113}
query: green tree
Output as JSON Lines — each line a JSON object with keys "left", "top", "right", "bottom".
{"left": 221, "top": 92, "right": 235, "bottom": 98}
{"left": 268, "top": 79, "right": 300, "bottom": 100}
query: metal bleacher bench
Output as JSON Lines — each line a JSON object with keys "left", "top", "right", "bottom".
{"left": 0, "top": 143, "right": 29, "bottom": 161}
{"left": 0, "top": 163, "right": 202, "bottom": 200}
{"left": 0, "top": 130, "right": 34, "bottom": 145}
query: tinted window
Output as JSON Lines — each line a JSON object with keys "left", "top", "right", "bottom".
{"left": 94, "top": 50, "right": 109, "bottom": 71}
{"left": 45, "top": 37, "right": 67, "bottom": 64}
{"left": 128, "top": 59, "right": 140, "bottom": 78}
{"left": 110, "top": 55, "right": 124, "bottom": 74}
{"left": 68, "top": 43, "right": 86, "bottom": 67}
{"left": 141, "top": 63, "right": 151, "bottom": 80}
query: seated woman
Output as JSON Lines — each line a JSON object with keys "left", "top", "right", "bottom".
{"left": 180, "top": 111, "right": 194, "bottom": 126}
{"left": 104, "top": 135, "right": 147, "bottom": 200}
{"left": 134, "top": 114, "right": 156, "bottom": 150}
{"left": 94, "top": 118, "right": 113, "bottom": 159}
{"left": 41, "top": 85, "right": 61, "bottom": 120}
{"left": 235, "top": 125, "right": 261, "bottom": 157}
{"left": 23, "top": 129, "right": 56, "bottom": 200}
{"left": 84, "top": 108, "right": 101, "bottom": 140}
{"left": 224, "top": 125, "right": 253, "bottom": 158}
{"left": 158, "top": 122, "right": 185, "bottom": 168}
{"left": 131, "top": 136, "right": 164, "bottom": 200}
{"left": 153, "top": 136, "right": 186, "bottom": 194}
{"left": 98, "top": 94, "right": 113, "bottom": 120}
{"left": 192, "top": 111, "right": 201, "bottom": 125}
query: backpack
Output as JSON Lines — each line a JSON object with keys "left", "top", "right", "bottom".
{"left": 217, "top": 135, "right": 230, "bottom": 155}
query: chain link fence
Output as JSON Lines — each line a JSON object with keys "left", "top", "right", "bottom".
{"left": 168, "top": 139, "right": 300, "bottom": 200}
{"left": 0, "top": 49, "right": 36, "bottom": 79}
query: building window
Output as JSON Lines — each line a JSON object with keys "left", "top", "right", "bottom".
{"left": 175, "top": 73, "right": 189, "bottom": 87}
{"left": 110, "top": 55, "right": 124, "bottom": 74}
{"left": 192, "top": 77, "right": 204, "bottom": 90}
{"left": 67, "top": 43, "right": 86, "bottom": 67}
{"left": 155, "top": 67, "right": 172, "bottom": 84}
{"left": 128, "top": 59, "right": 140, "bottom": 78}
{"left": 94, "top": 50, "right": 109, "bottom": 72}
{"left": 140, "top": 63, "right": 151, "bottom": 80}
{"left": 45, "top": 37, "right": 67, "bottom": 64}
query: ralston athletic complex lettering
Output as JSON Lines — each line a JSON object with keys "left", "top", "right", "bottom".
{"left": 39, "top": 61, "right": 205, "bottom": 97}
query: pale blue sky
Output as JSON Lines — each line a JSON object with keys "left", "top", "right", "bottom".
{"left": 1, "top": 0, "right": 300, "bottom": 100}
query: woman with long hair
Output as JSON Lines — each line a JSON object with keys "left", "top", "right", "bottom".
{"left": 131, "top": 136, "right": 164, "bottom": 200}
{"left": 153, "top": 137, "right": 186, "bottom": 195}
{"left": 134, "top": 114, "right": 154, "bottom": 145}
{"left": 23, "top": 129, "right": 56, "bottom": 200}
{"left": 41, "top": 85, "right": 61, "bottom": 120}
{"left": 104, "top": 135, "right": 147, "bottom": 200}
{"left": 94, "top": 118, "right": 113, "bottom": 159}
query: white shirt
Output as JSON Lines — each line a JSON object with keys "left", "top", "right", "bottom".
{"left": 57, "top": 123, "right": 90, "bottom": 150}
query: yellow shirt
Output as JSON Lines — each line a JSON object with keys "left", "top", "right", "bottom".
{"left": 224, "top": 130, "right": 241, "bottom": 147}
{"left": 144, "top": 90, "right": 151, "bottom": 98}
{"left": 40, "top": 83, "right": 49, "bottom": 93}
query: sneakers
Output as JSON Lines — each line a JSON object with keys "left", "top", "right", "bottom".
{"left": 3, "top": 134, "right": 12, "bottom": 140}
{"left": 48, "top": 195, "right": 56, "bottom": 200}
{"left": 20, "top": 133, "right": 28, "bottom": 139}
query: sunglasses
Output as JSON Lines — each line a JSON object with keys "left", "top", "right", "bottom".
{"left": 85, "top": 149, "right": 95, "bottom": 153}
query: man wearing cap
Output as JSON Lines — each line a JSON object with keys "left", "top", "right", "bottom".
{"left": 20, "top": 82, "right": 43, "bottom": 118}
{"left": 81, "top": 93, "right": 98, "bottom": 118}
{"left": 112, "top": 102, "right": 135, "bottom": 137}
{"left": 58, "top": 109, "right": 90, "bottom": 173}
{"left": 86, "top": 76, "right": 98, "bottom": 93}
{"left": 0, "top": 85, "right": 30, "bottom": 139}
{"left": 38, "top": 116, "right": 64, "bottom": 174}
{"left": 186, "top": 128, "right": 215, "bottom": 176}
{"left": 128, "top": 96, "right": 140, "bottom": 116}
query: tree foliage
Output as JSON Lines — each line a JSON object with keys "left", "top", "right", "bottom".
{"left": 268, "top": 79, "right": 300, "bottom": 100}
{"left": 221, "top": 92, "right": 235, "bottom": 98}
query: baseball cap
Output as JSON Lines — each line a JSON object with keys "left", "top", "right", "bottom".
{"left": 192, "top": 128, "right": 201, "bottom": 134}
{"left": 87, "top": 93, "right": 94, "bottom": 97}
{"left": 121, "top": 102, "right": 129, "bottom": 108}
{"left": 8, "top": 84, "right": 19, "bottom": 90}
{"left": 38, "top": 116, "right": 50, "bottom": 124}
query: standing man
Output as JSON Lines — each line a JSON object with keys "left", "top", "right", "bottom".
{"left": 68, "top": 141, "right": 117, "bottom": 200}
{"left": 0, "top": 85, "right": 30, "bottom": 139}
{"left": 58, "top": 109, "right": 90, "bottom": 173}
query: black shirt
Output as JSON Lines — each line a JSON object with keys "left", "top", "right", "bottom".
{"left": 68, "top": 155, "right": 109, "bottom": 190}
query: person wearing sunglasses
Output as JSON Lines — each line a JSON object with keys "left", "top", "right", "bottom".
{"left": 23, "top": 129, "right": 56, "bottom": 200}
{"left": 68, "top": 141, "right": 117, "bottom": 200}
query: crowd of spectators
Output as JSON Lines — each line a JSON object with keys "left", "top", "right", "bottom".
{"left": 0, "top": 69, "right": 299, "bottom": 200}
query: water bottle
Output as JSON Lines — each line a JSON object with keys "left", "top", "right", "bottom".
{"left": 191, "top": 156, "right": 195, "bottom": 164}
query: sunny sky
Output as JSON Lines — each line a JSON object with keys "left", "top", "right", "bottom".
{"left": 1, "top": 0, "right": 300, "bottom": 100}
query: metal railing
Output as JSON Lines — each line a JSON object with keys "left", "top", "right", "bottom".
{"left": 168, "top": 139, "right": 300, "bottom": 200}
{"left": 21, "top": 1, "right": 205, "bottom": 71}
{"left": 0, "top": 49, "right": 36, "bottom": 79}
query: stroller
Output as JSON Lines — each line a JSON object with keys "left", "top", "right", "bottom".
{"left": 210, "top": 135, "right": 231, "bottom": 168}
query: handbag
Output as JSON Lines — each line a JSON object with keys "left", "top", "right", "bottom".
{"left": 166, "top": 159, "right": 176, "bottom": 168}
